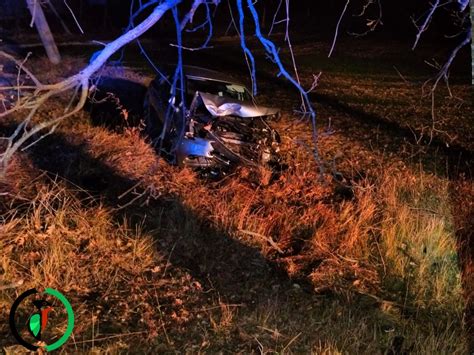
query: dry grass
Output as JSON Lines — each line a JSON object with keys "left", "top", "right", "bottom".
{"left": 0, "top": 156, "right": 199, "bottom": 351}
{"left": 0, "top": 57, "right": 470, "bottom": 352}
{"left": 378, "top": 172, "right": 463, "bottom": 313}
{"left": 1, "top": 122, "right": 467, "bottom": 352}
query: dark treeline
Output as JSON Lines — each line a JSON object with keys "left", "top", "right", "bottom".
{"left": 0, "top": 0, "right": 465, "bottom": 42}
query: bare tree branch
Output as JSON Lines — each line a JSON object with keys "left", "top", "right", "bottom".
{"left": 412, "top": 0, "right": 441, "bottom": 50}
{"left": 0, "top": 0, "right": 182, "bottom": 173}
{"left": 328, "top": 0, "right": 350, "bottom": 57}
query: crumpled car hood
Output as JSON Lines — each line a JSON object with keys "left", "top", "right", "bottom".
{"left": 195, "top": 92, "right": 279, "bottom": 118}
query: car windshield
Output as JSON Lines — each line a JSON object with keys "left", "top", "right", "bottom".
{"left": 187, "top": 78, "right": 252, "bottom": 102}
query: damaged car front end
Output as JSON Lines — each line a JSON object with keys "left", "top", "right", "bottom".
{"left": 144, "top": 66, "right": 281, "bottom": 176}
{"left": 177, "top": 91, "right": 280, "bottom": 170}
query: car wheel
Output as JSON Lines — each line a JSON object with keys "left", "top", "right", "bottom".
{"left": 143, "top": 91, "right": 181, "bottom": 162}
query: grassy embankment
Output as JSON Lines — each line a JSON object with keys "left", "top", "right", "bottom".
{"left": 0, "top": 47, "right": 471, "bottom": 352}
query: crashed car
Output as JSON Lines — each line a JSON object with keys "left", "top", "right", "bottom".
{"left": 144, "top": 66, "right": 280, "bottom": 175}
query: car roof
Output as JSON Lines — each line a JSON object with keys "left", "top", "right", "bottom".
{"left": 183, "top": 65, "right": 241, "bottom": 84}
{"left": 151, "top": 65, "right": 251, "bottom": 95}
{"left": 160, "top": 65, "right": 246, "bottom": 88}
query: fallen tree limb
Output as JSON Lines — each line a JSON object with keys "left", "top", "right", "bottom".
{"left": 0, "top": 0, "right": 183, "bottom": 174}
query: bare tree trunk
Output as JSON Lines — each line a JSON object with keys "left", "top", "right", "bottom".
{"left": 26, "top": 0, "right": 61, "bottom": 64}
{"left": 0, "top": 0, "right": 182, "bottom": 171}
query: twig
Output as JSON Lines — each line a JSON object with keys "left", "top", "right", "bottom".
{"left": 46, "top": 0, "right": 72, "bottom": 34}
{"left": 73, "top": 331, "right": 147, "bottom": 344}
{"left": 63, "top": 0, "right": 85, "bottom": 34}
{"left": 282, "top": 332, "right": 302, "bottom": 352}
{"left": 239, "top": 229, "right": 284, "bottom": 254}
{"left": 328, "top": 0, "right": 350, "bottom": 58}
{"left": 412, "top": 0, "right": 440, "bottom": 50}
{"left": 0, "top": 280, "right": 24, "bottom": 291}
{"left": 192, "top": 304, "right": 244, "bottom": 313}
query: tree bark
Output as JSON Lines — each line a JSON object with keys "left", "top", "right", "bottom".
{"left": 26, "top": 0, "right": 61, "bottom": 64}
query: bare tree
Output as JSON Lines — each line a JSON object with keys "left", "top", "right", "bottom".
{"left": 25, "top": 0, "right": 61, "bottom": 64}
{"left": 0, "top": 0, "right": 323, "bottom": 174}
{"left": 0, "top": 0, "right": 471, "bottom": 175}
{"left": 0, "top": 0, "right": 181, "bottom": 172}
{"left": 325, "top": 0, "right": 471, "bottom": 142}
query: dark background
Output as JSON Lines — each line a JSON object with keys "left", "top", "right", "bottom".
{"left": 0, "top": 0, "right": 467, "bottom": 41}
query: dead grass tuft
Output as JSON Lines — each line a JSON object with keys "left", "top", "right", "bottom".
{"left": 378, "top": 171, "right": 463, "bottom": 313}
